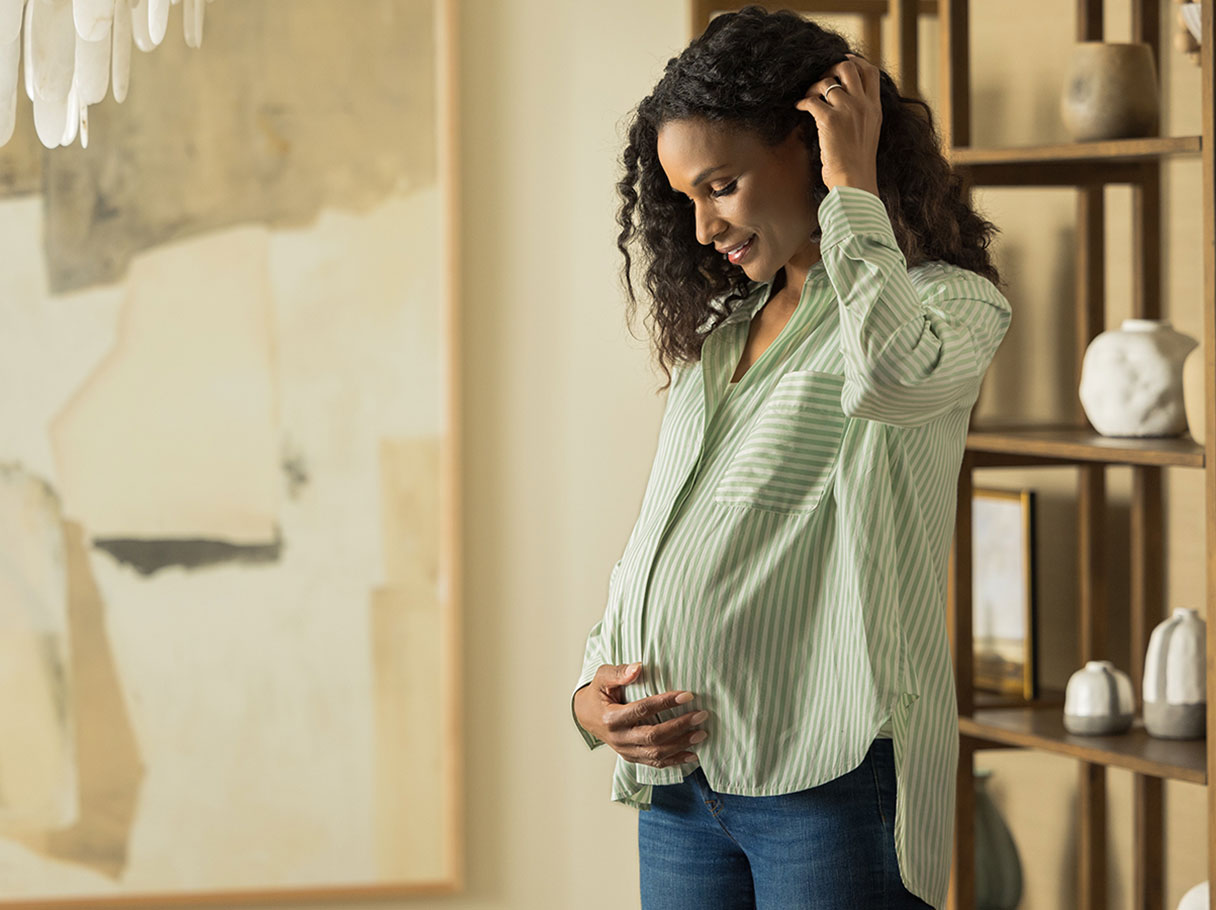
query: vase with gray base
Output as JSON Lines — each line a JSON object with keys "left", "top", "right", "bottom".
{"left": 974, "top": 768, "right": 1023, "bottom": 910}
{"left": 1064, "top": 660, "right": 1135, "bottom": 734}
{"left": 1143, "top": 607, "right": 1207, "bottom": 740}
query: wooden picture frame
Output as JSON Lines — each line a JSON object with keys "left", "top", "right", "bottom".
{"left": 0, "top": 0, "right": 462, "bottom": 904}
{"left": 971, "top": 487, "right": 1038, "bottom": 701}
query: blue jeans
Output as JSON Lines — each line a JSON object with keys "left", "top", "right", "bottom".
{"left": 637, "top": 738, "right": 934, "bottom": 910}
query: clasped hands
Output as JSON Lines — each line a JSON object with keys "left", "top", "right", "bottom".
{"left": 573, "top": 662, "right": 709, "bottom": 768}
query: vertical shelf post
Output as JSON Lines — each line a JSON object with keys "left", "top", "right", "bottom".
{"left": 891, "top": 0, "right": 919, "bottom": 97}
{"left": 938, "top": 0, "right": 968, "bottom": 151}
{"left": 1129, "top": 5, "right": 1165, "bottom": 908}
{"left": 1074, "top": 2, "right": 1108, "bottom": 906}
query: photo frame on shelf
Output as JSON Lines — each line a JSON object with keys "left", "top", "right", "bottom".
{"left": 972, "top": 487, "right": 1038, "bottom": 701}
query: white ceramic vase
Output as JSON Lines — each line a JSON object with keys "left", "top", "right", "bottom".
{"left": 1064, "top": 660, "right": 1135, "bottom": 735}
{"left": 1178, "top": 880, "right": 1209, "bottom": 910}
{"left": 1079, "top": 319, "right": 1199, "bottom": 437}
{"left": 1144, "top": 607, "right": 1207, "bottom": 740}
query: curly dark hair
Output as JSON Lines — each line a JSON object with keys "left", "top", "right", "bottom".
{"left": 616, "top": 5, "right": 1002, "bottom": 392}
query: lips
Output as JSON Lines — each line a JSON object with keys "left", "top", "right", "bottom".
{"left": 719, "top": 234, "right": 755, "bottom": 264}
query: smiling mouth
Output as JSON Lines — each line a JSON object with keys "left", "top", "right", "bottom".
{"left": 721, "top": 235, "right": 755, "bottom": 263}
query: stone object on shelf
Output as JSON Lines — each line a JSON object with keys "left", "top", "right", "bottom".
{"left": 1079, "top": 318, "right": 1198, "bottom": 437}
{"left": 1064, "top": 660, "right": 1135, "bottom": 735}
{"left": 1061, "top": 42, "right": 1160, "bottom": 141}
{"left": 1144, "top": 607, "right": 1207, "bottom": 740}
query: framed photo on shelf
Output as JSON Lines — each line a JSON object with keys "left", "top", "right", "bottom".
{"left": 972, "top": 487, "right": 1038, "bottom": 701}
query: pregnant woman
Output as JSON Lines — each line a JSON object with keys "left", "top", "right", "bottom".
{"left": 571, "top": 7, "right": 1011, "bottom": 909}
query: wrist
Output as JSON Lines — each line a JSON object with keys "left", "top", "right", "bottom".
{"left": 828, "top": 176, "right": 880, "bottom": 197}
{"left": 573, "top": 683, "right": 595, "bottom": 727}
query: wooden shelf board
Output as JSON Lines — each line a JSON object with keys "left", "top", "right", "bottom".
{"left": 966, "top": 424, "right": 1205, "bottom": 468}
{"left": 973, "top": 686, "right": 1066, "bottom": 709}
{"left": 960, "top": 707, "right": 1207, "bottom": 784}
{"left": 949, "top": 136, "right": 1201, "bottom": 166}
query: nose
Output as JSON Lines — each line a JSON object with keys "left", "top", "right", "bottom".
{"left": 693, "top": 202, "right": 727, "bottom": 247}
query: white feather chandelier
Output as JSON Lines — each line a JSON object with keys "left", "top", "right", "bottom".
{"left": 0, "top": 0, "right": 213, "bottom": 150}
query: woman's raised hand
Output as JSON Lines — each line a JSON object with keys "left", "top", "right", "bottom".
{"left": 573, "top": 662, "right": 709, "bottom": 769}
{"left": 794, "top": 52, "right": 882, "bottom": 197}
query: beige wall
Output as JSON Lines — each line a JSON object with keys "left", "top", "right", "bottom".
{"left": 239, "top": 1, "right": 1207, "bottom": 908}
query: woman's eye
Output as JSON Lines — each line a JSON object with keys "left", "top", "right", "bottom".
{"left": 710, "top": 179, "right": 738, "bottom": 198}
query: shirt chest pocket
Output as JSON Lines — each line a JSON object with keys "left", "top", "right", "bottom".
{"left": 713, "top": 370, "right": 848, "bottom": 514}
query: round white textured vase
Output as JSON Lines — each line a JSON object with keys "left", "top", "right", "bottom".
{"left": 1064, "top": 660, "right": 1135, "bottom": 735}
{"left": 1143, "top": 607, "right": 1207, "bottom": 739}
{"left": 1178, "top": 881, "right": 1209, "bottom": 910}
{"left": 1079, "top": 319, "right": 1199, "bottom": 437}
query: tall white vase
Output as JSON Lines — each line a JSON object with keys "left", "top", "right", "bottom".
{"left": 1143, "top": 607, "right": 1207, "bottom": 739}
{"left": 1079, "top": 319, "right": 1198, "bottom": 437}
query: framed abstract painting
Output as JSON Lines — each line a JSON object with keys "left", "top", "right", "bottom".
{"left": 0, "top": 0, "right": 462, "bottom": 904}
{"left": 971, "top": 487, "right": 1038, "bottom": 701}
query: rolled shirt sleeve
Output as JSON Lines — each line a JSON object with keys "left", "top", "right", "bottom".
{"left": 572, "top": 621, "right": 607, "bottom": 750}
{"left": 572, "top": 558, "right": 625, "bottom": 750}
{"left": 817, "top": 184, "right": 1012, "bottom": 428}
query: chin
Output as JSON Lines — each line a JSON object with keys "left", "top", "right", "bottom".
{"left": 743, "top": 262, "right": 777, "bottom": 283}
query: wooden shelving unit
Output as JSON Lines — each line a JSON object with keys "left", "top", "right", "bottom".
{"left": 937, "top": 1, "right": 1216, "bottom": 908}
{"left": 687, "top": 1, "right": 1214, "bottom": 907}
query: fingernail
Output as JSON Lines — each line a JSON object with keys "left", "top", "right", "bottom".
{"left": 629, "top": 662, "right": 640, "bottom": 674}
{"left": 674, "top": 691, "right": 694, "bottom": 704}
{"left": 690, "top": 731, "right": 708, "bottom": 744}
{"left": 691, "top": 710, "right": 709, "bottom": 724}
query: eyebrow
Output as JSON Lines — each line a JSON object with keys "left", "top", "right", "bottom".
{"left": 692, "top": 164, "right": 728, "bottom": 187}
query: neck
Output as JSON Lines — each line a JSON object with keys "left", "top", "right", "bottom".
{"left": 774, "top": 242, "right": 822, "bottom": 304}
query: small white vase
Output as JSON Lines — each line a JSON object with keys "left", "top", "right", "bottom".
{"left": 1144, "top": 607, "right": 1207, "bottom": 740}
{"left": 1178, "top": 880, "right": 1209, "bottom": 910}
{"left": 1064, "top": 660, "right": 1135, "bottom": 735}
{"left": 1079, "top": 319, "right": 1199, "bottom": 437}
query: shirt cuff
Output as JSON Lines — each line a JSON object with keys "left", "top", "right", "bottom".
{"left": 572, "top": 679, "right": 605, "bottom": 750}
{"left": 818, "top": 184, "right": 900, "bottom": 255}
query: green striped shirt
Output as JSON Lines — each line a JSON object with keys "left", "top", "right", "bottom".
{"left": 572, "top": 185, "right": 1011, "bottom": 909}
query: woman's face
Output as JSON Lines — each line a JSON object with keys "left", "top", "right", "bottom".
{"left": 656, "top": 117, "right": 820, "bottom": 284}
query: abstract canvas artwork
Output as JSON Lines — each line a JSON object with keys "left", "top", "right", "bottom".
{"left": 0, "top": 0, "right": 461, "bottom": 903}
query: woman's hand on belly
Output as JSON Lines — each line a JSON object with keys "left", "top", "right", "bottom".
{"left": 573, "top": 662, "right": 710, "bottom": 768}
